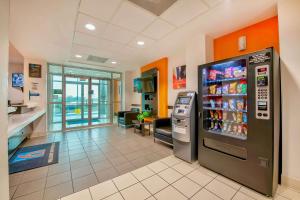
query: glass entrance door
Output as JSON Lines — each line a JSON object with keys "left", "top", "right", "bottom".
{"left": 63, "top": 76, "right": 112, "bottom": 130}
{"left": 91, "top": 78, "right": 112, "bottom": 125}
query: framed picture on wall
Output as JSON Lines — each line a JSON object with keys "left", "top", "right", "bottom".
{"left": 29, "top": 63, "right": 42, "bottom": 78}
{"left": 173, "top": 65, "right": 186, "bottom": 89}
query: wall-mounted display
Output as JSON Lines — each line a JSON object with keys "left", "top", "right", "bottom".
{"left": 133, "top": 78, "right": 142, "bottom": 93}
{"left": 29, "top": 63, "right": 42, "bottom": 78}
{"left": 173, "top": 65, "right": 186, "bottom": 89}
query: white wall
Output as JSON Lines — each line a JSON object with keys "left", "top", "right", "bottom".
{"left": 168, "top": 34, "right": 213, "bottom": 115}
{"left": 8, "top": 63, "right": 24, "bottom": 104}
{"left": 278, "top": 0, "right": 300, "bottom": 189}
{"left": 0, "top": 0, "right": 10, "bottom": 199}
{"left": 124, "top": 33, "right": 214, "bottom": 116}
{"left": 23, "top": 58, "right": 47, "bottom": 137}
{"left": 125, "top": 70, "right": 141, "bottom": 110}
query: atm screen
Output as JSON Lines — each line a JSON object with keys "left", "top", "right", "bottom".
{"left": 177, "top": 97, "right": 191, "bottom": 105}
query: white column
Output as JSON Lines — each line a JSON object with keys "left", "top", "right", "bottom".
{"left": 278, "top": 0, "right": 300, "bottom": 189}
{"left": 0, "top": 0, "right": 10, "bottom": 199}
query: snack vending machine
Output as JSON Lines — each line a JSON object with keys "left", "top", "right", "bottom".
{"left": 198, "top": 48, "right": 280, "bottom": 196}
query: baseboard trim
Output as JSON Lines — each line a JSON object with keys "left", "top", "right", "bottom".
{"left": 282, "top": 175, "right": 300, "bottom": 191}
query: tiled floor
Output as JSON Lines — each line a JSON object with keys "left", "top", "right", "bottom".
{"left": 60, "top": 155, "right": 300, "bottom": 200}
{"left": 9, "top": 126, "right": 300, "bottom": 200}
{"left": 9, "top": 126, "right": 173, "bottom": 200}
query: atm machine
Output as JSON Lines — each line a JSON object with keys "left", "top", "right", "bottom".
{"left": 172, "top": 91, "right": 197, "bottom": 162}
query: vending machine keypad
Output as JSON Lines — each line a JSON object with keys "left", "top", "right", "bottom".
{"left": 255, "top": 65, "right": 270, "bottom": 120}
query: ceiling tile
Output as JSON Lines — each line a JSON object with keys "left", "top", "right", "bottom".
{"left": 111, "top": 1, "right": 157, "bottom": 32}
{"left": 79, "top": 0, "right": 122, "bottom": 21}
{"left": 76, "top": 13, "right": 107, "bottom": 37}
{"left": 142, "top": 19, "right": 175, "bottom": 40}
{"left": 129, "top": 35, "right": 155, "bottom": 48}
{"left": 102, "top": 24, "right": 137, "bottom": 44}
{"left": 202, "top": 0, "right": 223, "bottom": 7}
{"left": 160, "top": 0, "right": 209, "bottom": 27}
{"left": 74, "top": 32, "right": 112, "bottom": 50}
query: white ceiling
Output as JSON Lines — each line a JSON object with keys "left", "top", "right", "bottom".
{"left": 9, "top": 0, "right": 277, "bottom": 71}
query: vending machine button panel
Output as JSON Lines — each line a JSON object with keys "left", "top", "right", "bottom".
{"left": 255, "top": 65, "right": 270, "bottom": 120}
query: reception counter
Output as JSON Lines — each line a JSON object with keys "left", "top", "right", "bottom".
{"left": 8, "top": 108, "right": 46, "bottom": 154}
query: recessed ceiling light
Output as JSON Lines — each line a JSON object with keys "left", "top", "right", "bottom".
{"left": 85, "top": 23, "right": 96, "bottom": 31}
{"left": 111, "top": 61, "right": 117, "bottom": 64}
{"left": 75, "top": 54, "right": 82, "bottom": 58}
{"left": 137, "top": 41, "right": 145, "bottom": 46}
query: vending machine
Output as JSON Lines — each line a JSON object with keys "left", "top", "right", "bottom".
{"left": 198, "top": 48, "right": 281, "bottom": 196}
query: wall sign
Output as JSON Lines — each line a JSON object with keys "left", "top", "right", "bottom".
{"left": 173, "top": 65, "right": 186, "bottom": 89}
{"left": 29, "top": 63, "right": 42, "bottom": 78}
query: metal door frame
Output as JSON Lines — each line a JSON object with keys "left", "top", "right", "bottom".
{"left": 62, "top": 75, "right": 113, "bottom": 131}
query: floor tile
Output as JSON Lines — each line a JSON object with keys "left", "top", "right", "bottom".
{"left": 73, "top": 173, "right": 98, "bottom": 192}
{"left": 205, "top": 179, "right": 237, "bottom": 200}
{"left": 69, "top": 153, "right": 87, "bottom": 162}
{"left": 114, "top": 162, "right": 136, "bottom": 175}
{"left": 90, "top": 180, "right": 118, "bottom": 200}
{"left": 88, "top": 155, "right": 107, "bottom": 164}
{"left": 216, "top": 175, "right": 241, "bottom": 190}
{"left": 125, "top": 152, "right": 143, "bottom": 161}
{"left": 14, "top": 178, "right": 46, "bottom": 198}
{"left": 197, "top": 166, "right": 218, "bottom": 178}
{"left": 276, "top": 185, "right": 300, "bottom": 200}
{"left": 96, "top": 167, "right": 119, "bottom": 183}
{"left": 71, "top": 165, "right": 94, "bottom": 179}
{"left": 240, "top": 186, "right": 274, "bottom": 200}
{"left": 20, "top": 167, "right": 48, "bottom": 184}
{"left": 109, "top": 156, "right": 128, "bottom": 166}
{"left": 120, "top": 183, "right": 151, "bottom": 200}
{"left": 172, "top": 177, "right": 202, "bottom": 198}
{"left": 130, "top": 157, "right": 151, "bottom": 168}
{"left": 144, "top": 153, "right": 163, "bottom": 163}
{"left": 46, "top": 171, "right": 71, "bottom": 188}
{"left": 103, "top": 192, "right": 124, "bottom": 200}
{"left": 146, "top": 197, "right": 156, "bottom": 200}
{"left": 43, "top": 181, "right": 73, "bottom": 200}
{"left": 141, "top": 175, "right": 168, "bottom": 194}
{"left": 154, "top": 186, "right": 187, "bottom": 200}
{"left": 147, "top": 161, "right": 168, "bottom": 173}
{"left": 160, "top": 156, "right": 182, "bottom": 167}
{"left": 92, "top": 160, "right": 113, "bottom": 172}
{"left": 186, "top": 169, "right": 214, "bottom": 186}
{"left": 61, "top": 189, "right": 92, "bottom": 200}
{"left": 191, "top": 189, "right": 222, "bottom": 200}
{"left": 113, "top": 173, "right": 139, "bottom": 190}
{"left": 232, "top": 191, "right": 256, "bottom": 200}
{"left": 158, "top": 168, "right": 183, "bottom": 184}
{"left": 48, "top": 163, "right": 70, "bottom": 176}
{"left": 9, "top": 173, "right": 24, "bottom": 187}
{"left": 13, "top": 190, "right": 44, "bottom": 200}
{"left": 70, "top": 158, "right": 91, "bottom": 170}
{"left": 9, "top": 186, "right": 17, "bottom": 199}
{"left": 172, "top": 162, "right": 195, "bottom": 175}
{"left": 131, "top": 167, "right": 155, "bottom": 181}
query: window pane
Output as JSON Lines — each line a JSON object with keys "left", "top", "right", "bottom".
{"left": 49, "top": 64, "right": 62, "bottom": 74}
{"left": 48, "top": 103, "right": 62, "bottom": 131}
{"left": 48, "top": 74, "right": 62, "bottom": 102}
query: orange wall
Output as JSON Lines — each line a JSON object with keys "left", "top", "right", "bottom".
{"left": 141, "top": 57, "right": 168, "bottom": 118}
{"left": 214, "top": 16, "right": 279, "bottom": 61}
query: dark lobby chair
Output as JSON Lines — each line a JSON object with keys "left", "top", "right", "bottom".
{"left": 117, "top": 108, "right": 140, "bottom": 128}
{"left": 153, "top": 117, "right": 173, "bottom": 146}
